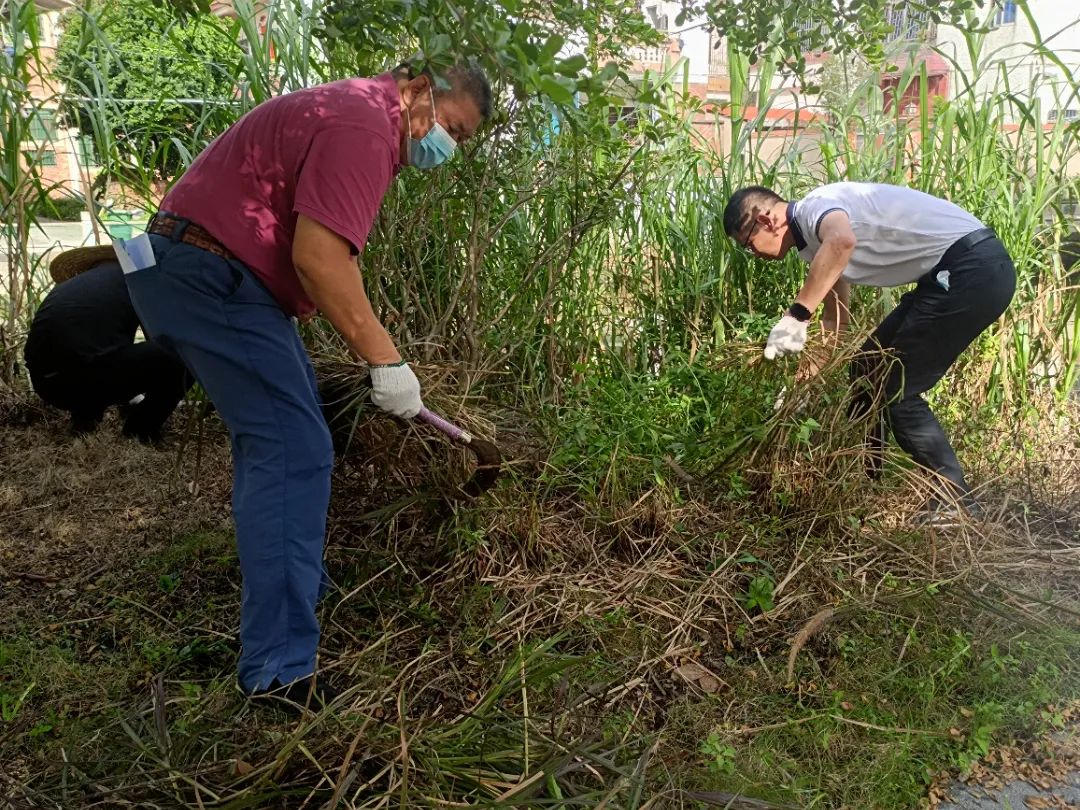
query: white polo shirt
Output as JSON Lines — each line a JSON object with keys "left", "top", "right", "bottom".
{"left": 791, "top": 182, "right": 985, "bottom": 287}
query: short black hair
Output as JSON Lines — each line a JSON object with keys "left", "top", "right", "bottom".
{"left": 393, "top": 61, "right": 493, "bottom": 120}
{"left": 723, "top": 185, "right": 786, "bottom": 238}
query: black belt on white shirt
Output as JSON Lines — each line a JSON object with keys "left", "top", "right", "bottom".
{"left": 938, "top": 227, "right": 997, "bottom": 268}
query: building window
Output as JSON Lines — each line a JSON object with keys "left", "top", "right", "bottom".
{"left": 78, "top": 135, "right": 101, "bottom": 167}
{"left": 609, "top": 104, "right": 639, "bottom": 128}
{"left": 644, "top": 4, "right": 669, "bottom": 31}
{"left": 24, "top": 149, "right": 57, "bottom": 167}
{"left": 795, "top": 17, "right": 821, "bottom": 52}
{"left": 1048, "top": 109, "right": 1078, "bottom": 122}
{"left": 991, "top": 1, "right": 1017, "bottom": 27}
{"left": 28, "top": 109, "right": 58, "bottom": 141}
{"left": 884, "top": 5, "right": 935, "bottom": 43}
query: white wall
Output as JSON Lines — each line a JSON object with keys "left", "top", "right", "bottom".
{"left": 679, "top": 22, "right": 713, "bottom": 85}
{"left": 935, "top": 0, "right": 1080, "bottom": 121}
{"left": 636, "top": 0, "right": 714, "bottom": 83}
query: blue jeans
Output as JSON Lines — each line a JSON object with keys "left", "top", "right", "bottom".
{"left": 125, "top": 232, "right": 333, "bottom": 692}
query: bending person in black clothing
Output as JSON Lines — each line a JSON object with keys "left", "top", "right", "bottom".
{"left": 723, "top": 182, "right": 1016, "bottom": 525}
{"left": 24, "top": 246, "right": 194, "bottom": 443}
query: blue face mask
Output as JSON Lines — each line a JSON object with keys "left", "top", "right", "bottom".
{"left": 407, "top": 86, "right": 457, "bottom": 170}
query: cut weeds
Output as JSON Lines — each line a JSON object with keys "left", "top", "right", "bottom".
{"left": 1, "top": 367, "right": 1077, "bottom": 809}
{"left": 2, "top": 7, "right": 1078, "bottom": 805}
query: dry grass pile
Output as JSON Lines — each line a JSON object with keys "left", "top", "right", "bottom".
{"left": 0, "top": 359, "right": 1078, "bottom": 809}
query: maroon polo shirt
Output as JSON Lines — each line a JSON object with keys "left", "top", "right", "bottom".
{"left": 161, "top": 73, "right": 402, "bottom": 318}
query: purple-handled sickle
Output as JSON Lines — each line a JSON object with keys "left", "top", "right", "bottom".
{"left": 415, "top": 407, "right": 502, "bottom": 496}
{"left": 416, "top": 407, "right": 468, "bottom": 442}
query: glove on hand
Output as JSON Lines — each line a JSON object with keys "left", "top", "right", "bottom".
{"left": 369, "top": 363, "right": 422, "bottom": 419}
{"left": 763, "top": 314, "right": 809, "bottom": 360}
{"left": 772, "top": 385, "right": 809, "bottom": 413}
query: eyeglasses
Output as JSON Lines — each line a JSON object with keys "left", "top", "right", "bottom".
{"left": 738, "top": 220, "right": 760, "bottom": 253}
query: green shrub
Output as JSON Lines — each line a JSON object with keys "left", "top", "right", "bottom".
{"left": 44, "top": 196, "right": 90, "bottom": 222}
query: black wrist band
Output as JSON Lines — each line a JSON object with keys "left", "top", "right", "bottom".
{"left": 787, "top": 302, "right": 812, "bottom": 322}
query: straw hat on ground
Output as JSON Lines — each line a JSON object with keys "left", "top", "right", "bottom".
{"left": 49, "top": 244, "right": 118, "bottom": 285}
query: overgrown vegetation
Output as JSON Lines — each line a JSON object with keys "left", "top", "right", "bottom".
{"left": 55, "top": 0, "right": 238, "bottom": 179}
{"left": 1, "top": 0, "right": 1078, "bottom": 807}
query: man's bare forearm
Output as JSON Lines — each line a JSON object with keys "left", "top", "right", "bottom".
{"left": 796, "top": 241, "right": 853, "bottom": 314}
{"left": 795, "top": 211, "right": 856, "bottom": 316}
{"left": 295, "top": 258, "right": 401, "bottom": 366}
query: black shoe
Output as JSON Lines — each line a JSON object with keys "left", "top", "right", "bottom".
{"left": 70, "top": 411, "right": 104, "bottom": 436}
{"left": 247, "top": 675, "right": 341, "bottom": 714}
{"left": 122, "top": 421, "right": 164, "bottom": 445}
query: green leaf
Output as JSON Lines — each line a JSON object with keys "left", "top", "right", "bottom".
{"left": 540, "top": 75, "right": 575, "bottom": 105}
{"left": 744, "top": 575, "right": 776, "bottom": 613}
{"left": 512, "top": 21, "right": 533, "bottom": 44}
{"left": 426, "top": 33, "right": 451, "bottom": 57}
{"left": 555, "top": 54, "right": 587, "bottom": 77}
{"left": 540, "top": 33, "right": 566, "bottom": 60}
{"left": 598, "top": 61, "right": 621, "bottom": 82}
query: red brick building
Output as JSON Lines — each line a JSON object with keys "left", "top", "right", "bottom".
{"left": 18, "top": 0, "right": 101, "bottom": 204}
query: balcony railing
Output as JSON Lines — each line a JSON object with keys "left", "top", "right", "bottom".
{"left": 626, "top": 44, "right": 670, "bottom": 65}
{"left": 708, "top": 37, "right": 728, "bottom": 73}
{"left": 884, "top": 5, "right": 937, "bottom": 44}
{"left": 795, "top": 3, "right": 937, "bottom": 54}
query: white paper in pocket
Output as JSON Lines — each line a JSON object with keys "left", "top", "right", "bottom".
{"left": 112, "top": 233, "right": 156, "bottom": 275}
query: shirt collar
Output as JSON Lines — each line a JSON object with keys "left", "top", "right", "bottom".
{"left": 787, "top": 202, "right": 807, "bottom": 251}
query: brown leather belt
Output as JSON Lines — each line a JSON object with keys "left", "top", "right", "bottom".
{"left": 148, "top": 215, "right": 235, "bottom": 261}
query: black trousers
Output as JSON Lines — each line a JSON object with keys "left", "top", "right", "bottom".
{"left": 30, "top": 342, "right": 194, "bottom": 440}
{"left": 850, "top": 233, "right": 1017, "bottom": 502}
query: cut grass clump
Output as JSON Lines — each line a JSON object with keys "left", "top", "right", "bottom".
{"left": 3, "top": 370, "right": 1078, "bottom": 809}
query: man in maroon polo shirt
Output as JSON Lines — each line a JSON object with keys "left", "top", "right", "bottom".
{"left": 124, "top": 63, "right": 492, "bottom": 709}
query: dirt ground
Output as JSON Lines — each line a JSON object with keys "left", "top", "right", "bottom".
{"left": 1, "top": 388, "right": 1078, "bottom": 808}
{"left": 930, "top": 707, "right": 1080, "bottom": 809}
{"left": 0, "top": 399, "right": 234, "bottom": 633}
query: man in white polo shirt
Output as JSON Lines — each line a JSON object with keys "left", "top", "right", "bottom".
{"left": 723, "top": 182, "right": 1017, "bottom": 522}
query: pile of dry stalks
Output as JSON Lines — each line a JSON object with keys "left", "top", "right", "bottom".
{"left": 0, "top": 348, "right": 1077, "bottom": 807}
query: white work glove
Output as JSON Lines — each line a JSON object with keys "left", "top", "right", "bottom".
{"left": 369, "top": 362, "right": 422, "bottom": 419}
{"left": 773, "top": 385, "right": 808, "bottom": 413}
{"left": 763, "top": 314, "right": 809, "bottom": 359}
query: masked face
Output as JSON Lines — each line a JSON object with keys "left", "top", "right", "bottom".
{"left": 406, "top": 85, "right": 457, "bottom": 170}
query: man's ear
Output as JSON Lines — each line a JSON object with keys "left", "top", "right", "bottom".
{"left": 401, "top": 74, "right": 428, "bottom": 106}
{"left": 410, "top": 74, "right": 430, "bottom": 99}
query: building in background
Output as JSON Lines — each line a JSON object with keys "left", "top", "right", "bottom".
{"left": 619, "top": 0, "right": 1078, "bottom": 177}
{"left": 936, "top": 0, "right": 1080, "bottom": 123}
{"left": 12, "top": 0, "right": 100, "bottom": 204}
{"left": 878, "top": 0, "right": 1080, "bottom": 124}
{"left": 623, "top": 0, "right": 825, "bottom": 168}
{"left": 875, "top": 4, "right": 949, "bottom": 118}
